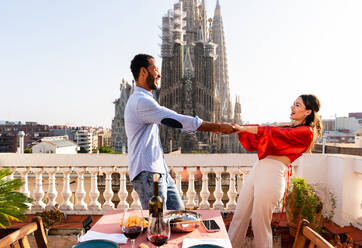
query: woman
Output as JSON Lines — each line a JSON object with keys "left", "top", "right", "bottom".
{"left": 228, "top": 94, "right": 323, "bottom": 248}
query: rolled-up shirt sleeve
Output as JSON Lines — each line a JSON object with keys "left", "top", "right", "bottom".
{"left": 136, "top": 97, "right": 202, "bottom": 132}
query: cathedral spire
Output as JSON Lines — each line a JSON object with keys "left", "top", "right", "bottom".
{"left": 202, "top": 0, "right": 208, "bottom": 41}
{"left": 196, "top": 24, "right": 204, "bottom": 41}
{"left": 212, "top": 0, "right": 231, "bottom": 121}
{"left": 214, "top": 0, "right": 221, "bottom": 17}
{"left": 184, "top": 46, "right": 194, "bottom": 77}
{"left": 234, "top": 95, "right": 242, "bottom": 124}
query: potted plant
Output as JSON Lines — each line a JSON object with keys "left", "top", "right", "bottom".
{"left": 35, "top": 205, "right": 65, "bottom": 234}
{"left": 286, "top": 177, "right": 336, "bottom": 236}
{"left": 0, "top": 168, "right": 33, "bottom": 228}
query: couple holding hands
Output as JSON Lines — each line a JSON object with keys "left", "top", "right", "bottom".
{"left": 125, "top": 54, "right": 322, "bottom": 247}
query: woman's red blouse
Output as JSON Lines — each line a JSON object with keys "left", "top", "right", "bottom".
{"left": 238, "top": 125, "right": 313, "bottom": 163}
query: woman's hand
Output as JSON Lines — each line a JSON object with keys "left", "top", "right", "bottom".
{"left": 232, "top": 125, "right": 259, "bottom": 134}
{"left": 232, "top": 125, "right": 245, "bottom": 133}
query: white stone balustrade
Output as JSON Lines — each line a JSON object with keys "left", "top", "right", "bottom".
{"left": 130, "top": 188, "right": 142, "bottom": 210}
{"left": 59, "top": 167, "right": 74, "bottom": 211}
{"left": 226, "top": 167, "right": 238, "bottom": 210}
{"left": 45, "top": 167, "right": 58, "bottom": 210}
{"left": 74, "top": 167, "right": 87, "bottom": 211}
{"left": 0, "top": 153, "right": 361, "bottom": 231}
{"left": 102, "top": 167, "right": 115, "bottom": 210}
{"left": 174, "top": 167, "right": 184, "bottom": 199}
{"left": 117, "top": 168, "right": 129, "bottom": 210}
{"left": 18, "top": 167, "right": 30, "bottom": 198}
{"left": 88, "top": 167, "right": 101, "bottom": 211}
{"left": 199, "top": 167, "right": 210, "bottom": 210}
{"left": 32, "top": 168, "right": 46, "bottom": 211}
{"left": 212, "top": 167, "right": 225, "bottom": 210}
{"left": 185, "top": 167, "right": 197, "bottom": 209}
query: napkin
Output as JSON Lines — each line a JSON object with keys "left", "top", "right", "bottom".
{"left": 182, "top": 238, "right": 232, "bottom": 248}
{"left": 78, "top": 230, "right": 128, "bottom": 244}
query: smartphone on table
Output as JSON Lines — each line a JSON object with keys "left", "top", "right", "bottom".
{"left": 202, "top": 219, "right": 221, "bottom": 232}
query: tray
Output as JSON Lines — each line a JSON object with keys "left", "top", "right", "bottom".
{"left": 167, "top": 210, "right": 202, "bottom": 233}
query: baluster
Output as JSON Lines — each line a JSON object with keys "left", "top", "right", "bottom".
{"left": 45, "top": 167, "right": 58, "bottom": 210}
{"left": 199, "top": 167, "right": 210, "bottom": 210}
{"left": 102, "top": 167, "right": 115, "bottom": 210}
{"left": 74, "top": 167, "right": 87, "bottom": 211}
{"left": 174, "top": 167, "right": 184, "bottom": 198}
{"left": 237, "top": 168, "right": 244, "bottom": 194}
{"left": 186, "top": 167, "right": 197, "bottom": 210}
{"left": 88, "top": 167, "right": 101, "bottom": 211}
{"left": 117, "top": 168, "right": 129, "bottom": 210}
{"left": 226, "top": 167, "right": 239, "bottom": 210}
{"left": 213, "top": 167, "right": 224, "bottom": 210}
{"left": 59, "top": 167, "right": 74, "bottom": 211}
{"left": 130, "top": 188, "right": 142, "bottom": 210}
{"left": 32, "top": 168, "right": 46, "bottom": 211}
{"left": 18, "top": 167, "right": 30, "bottom": 198}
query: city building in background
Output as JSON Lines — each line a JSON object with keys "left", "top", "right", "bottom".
{"left": 32, "top": 136, "right": 78, "bottom": 154}
{"left": 321, "top": 112, "right": 362, "bottom": 144}
{"left": 0, "top": 121, "right": 50, "bottom": 152}
{"left": 49, "top": 125, "right": 76, "bottom": 140}
{"left": 51, "top": 126, "right": 111, "bottom": 153}
{"left": 74, "top": 129, "right": 93, "bottom": 153}
{"left": 349, "top": 112, "right": 362, "bottom": 124}
{"left": 0, "top": 121, "right": 111, "bottom": 153}
{"left": 159, "top": 0, "right": 242, "bottom": 153}
{"left": 335, "top": 117, "right": 361, "bottom": 134}
{"left": 97, "top": 128, "right": 112, "bottom": 149}
{"left": 313, "top": 112, "right": 362, "bottom": 156}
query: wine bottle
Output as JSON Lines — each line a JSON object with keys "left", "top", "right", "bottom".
{"left": 149, "top": 174, "right": 163, "bottom": 217}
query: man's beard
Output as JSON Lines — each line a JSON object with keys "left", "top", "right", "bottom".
{"left": 146, "top": 73, "right": 157, "bottom": 90}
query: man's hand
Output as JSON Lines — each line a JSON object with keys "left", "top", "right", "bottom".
{"left": 216, "top": 123, "right": 237, "bottom": 134}
{"left": 197, "top": 121, "right": 238, "bottom": 134}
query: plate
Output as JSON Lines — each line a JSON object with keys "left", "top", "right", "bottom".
{"left": 72, "top": 239, "right": 119, "bottom": 248}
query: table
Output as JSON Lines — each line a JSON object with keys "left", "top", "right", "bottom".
{"left": 90, "top": 210, "right": 231, "bottom": 248}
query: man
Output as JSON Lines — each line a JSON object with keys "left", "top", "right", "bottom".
{"left": 125, "top": 54, "right": 235, "bottom": 210}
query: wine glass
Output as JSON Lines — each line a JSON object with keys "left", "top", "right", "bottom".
{"left": 147, "top": 214, "right": 170, "bottom": 247}
{"left": 121, "top": 209, "right": 144, "bottom": 248}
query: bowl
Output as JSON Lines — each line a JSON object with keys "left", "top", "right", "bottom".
{"left": 166, "top": 210, "right": 202, "bottom": 233}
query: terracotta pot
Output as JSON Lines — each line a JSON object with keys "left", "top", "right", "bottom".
{"left": 285, "top": 192, "right": 301, "bottom": 237}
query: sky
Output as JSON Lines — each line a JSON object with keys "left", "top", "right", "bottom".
{"left": 0, "top": 0, "right": 361, "bottom": 128}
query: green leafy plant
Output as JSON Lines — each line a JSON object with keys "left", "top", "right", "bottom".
{"left": 286, "top": 177, "right": 335, "bottom": 234}
{"left": 24, "top": 148, "right": 32, "bottom": 153}
{"left": 78, "top": 147, "right": 88, "bottom": 153}
{"left": 99, "top": 145, "right": 114, "bottom": 153}
{"left": 35, "top": 205, "right": 65, "bottom": 230}
{"left": 0, "top": 168, "right": 33, "bottom": 228}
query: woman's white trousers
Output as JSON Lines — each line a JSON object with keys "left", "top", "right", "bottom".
{"left": 228, "top": 158, "right": 287, "bottom": 248}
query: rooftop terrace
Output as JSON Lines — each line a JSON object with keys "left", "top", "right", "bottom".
{"left": 0, "top": 153, "right": 361, "bottom": 246}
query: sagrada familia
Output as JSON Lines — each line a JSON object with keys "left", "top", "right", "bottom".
{"left": 112, "top": 0, "right": 242, "bottom": 153}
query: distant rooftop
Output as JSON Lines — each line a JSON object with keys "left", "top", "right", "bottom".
{"left": 45, "top": 139, "right": 76, "bottom": 148}
{"left": 33, "top": 136, "right": 77, "bottom": 148}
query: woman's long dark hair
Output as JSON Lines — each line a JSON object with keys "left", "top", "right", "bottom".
{"left": 300, "top": 94, "right": 323, "bottom": 151}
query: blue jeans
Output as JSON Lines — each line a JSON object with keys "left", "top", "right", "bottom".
{"left": 131, "top": 171, "right": 184, "bottom": 210}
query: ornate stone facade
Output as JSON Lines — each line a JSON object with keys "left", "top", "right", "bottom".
{"left": 111, "top": 79, "right": 133, "bottom": 153}
{"left": 159, "top": 0, "right": 242, "bottom": 153}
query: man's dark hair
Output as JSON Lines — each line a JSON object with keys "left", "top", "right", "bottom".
{"left": 130, "top": 54, "right": 154, "bottom": 81}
